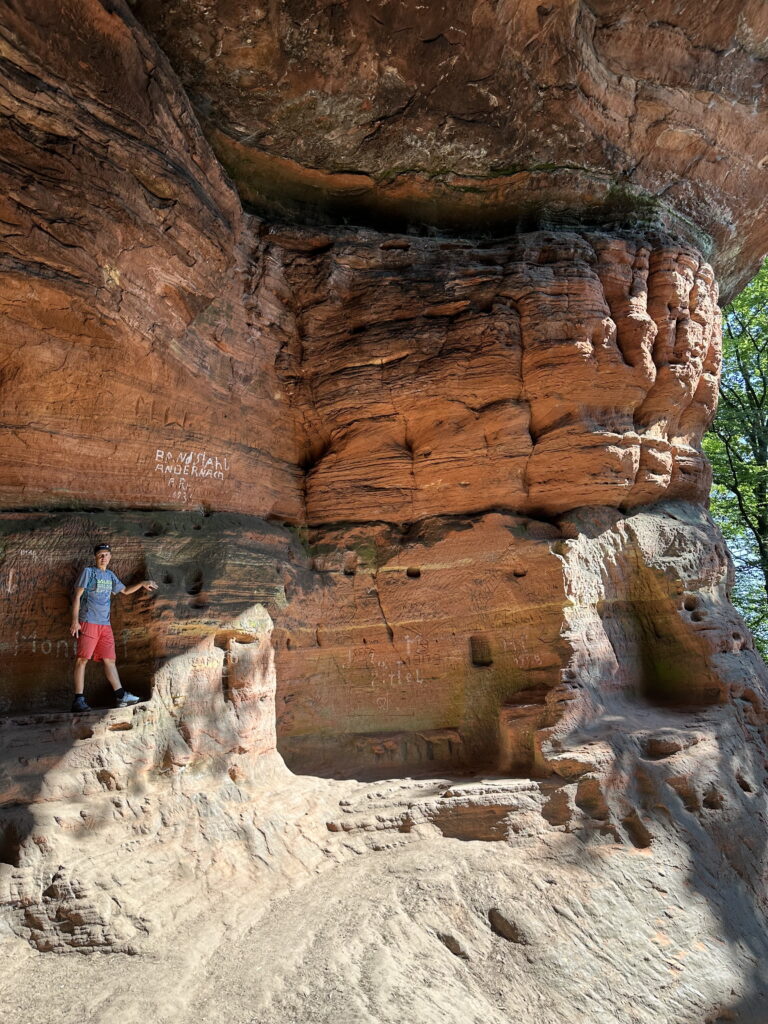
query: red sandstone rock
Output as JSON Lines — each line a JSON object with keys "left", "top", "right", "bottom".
{"left": 274, "top": 513, "right": 566, "bottom": 775}
{"left": 0, "top": 0, "right": 299, "bottom": 520}
{"left": 269, "top": 228, "right": 720, "bottom": 523}
{"left": 1, "top": 5, "right": 768, "bottom": 1022}
{"left": 133, "top": 0, "right": 768, "bottom": 299}
{"left": 0, "top": 4, "right": 725, "bottom": 525}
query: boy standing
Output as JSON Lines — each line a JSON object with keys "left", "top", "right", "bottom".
{"left": 70, "top": 543, "right": 158, "bottom": 713}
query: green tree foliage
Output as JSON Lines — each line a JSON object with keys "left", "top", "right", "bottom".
{"left": 703, "top": 260, "right": 768, "bottom": 657}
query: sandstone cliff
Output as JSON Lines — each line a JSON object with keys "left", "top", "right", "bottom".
{"left": 134, "top": 0, "right": 768, "bottom": 299}
{"left": 1, "top": 3, "right": 768, "bottom": 1023}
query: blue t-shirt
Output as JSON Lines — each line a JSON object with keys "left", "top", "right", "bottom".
{"left": 76, "top": 567, "right": 125, "bottom": 625}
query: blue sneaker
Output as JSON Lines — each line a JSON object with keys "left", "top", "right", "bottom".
{"left": 115, "top": 691, "right": 140, "bottom": 708}
{"left": 71, "top": 695, "right": 92, "bottom": 713}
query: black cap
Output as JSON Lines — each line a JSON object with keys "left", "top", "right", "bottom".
{"left": 93, "top": 543, "right": 112, "bottom": 554}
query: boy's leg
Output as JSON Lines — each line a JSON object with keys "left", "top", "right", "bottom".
{"left": 74, "top": 657, "right": 88, "bottom": 694}
{"left": 93, "top": 626, "right": 119, "bottom": 689}
{"left": 97, "top": 630, "right": 139, "bottom": 706}
{"left": 74, "top": 623, "right": 98, "bottom": 694}
{"left": 72, "top": 630, "right": 93, "bottom": 711}
{"left": 103, "top": 659, "right": 140, "bottom": 706}
{"left": 102, "top": 658, "right": 122, "bottom": 691}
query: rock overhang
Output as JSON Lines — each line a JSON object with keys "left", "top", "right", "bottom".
{"left": 2, "top": 6, "right": 768, "bottom": 1011}
{"left": 130, "top": 0, "right": 768, "bottom": 302}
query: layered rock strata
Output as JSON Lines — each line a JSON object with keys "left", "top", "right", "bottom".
{"left": 269, "top": 228, "right": 720, "bottom": 522}
{"left": 0, "top": 3, "right": 767, "bottom": 1023}
{"left": 0, "top": 0, "right": 299, "bottom": 519}
{"left": 133, "top": 0, "right": 768, "bottom": 298}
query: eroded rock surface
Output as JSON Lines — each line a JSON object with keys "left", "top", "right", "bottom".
{"left": 269, "top": 228, "right": 720, "bottom": 522}
{"left": 0, "top": 0, "right": 299, "bottom": 519}
{"left": 1, "top": 3, "right": 768, "bottom": 1023}
{"left": 132, "top": 0, "right": 768, "bottom": 298}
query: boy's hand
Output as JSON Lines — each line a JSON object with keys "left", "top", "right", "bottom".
{"left": 70, "top": 622, "right": 81, "bottom": 638}
{"left": 142, "top": 580, "right": 159, "bottom": 592}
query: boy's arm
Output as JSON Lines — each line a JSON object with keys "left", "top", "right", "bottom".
{"left": 119, "top": 580, "right": 159, "bottom": 596}
{"left": 70, "top": 588, "right": 85, "bottom": 637}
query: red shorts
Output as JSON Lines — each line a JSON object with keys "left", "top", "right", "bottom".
{"left": 77, "top": 623, "right": 116, "bottom": 662}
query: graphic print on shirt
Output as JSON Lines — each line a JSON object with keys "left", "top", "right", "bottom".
{"left": 75, "top": 567, "right": 125, "bottom": 625}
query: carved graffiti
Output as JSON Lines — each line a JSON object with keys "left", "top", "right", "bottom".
{"left": 153, "top": 447, "right": 231, "bottom": 505}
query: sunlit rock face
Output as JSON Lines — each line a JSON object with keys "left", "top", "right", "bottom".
{"left": 267, "top": 227, "right": 720, "bottom": 523}
{"left": 0, "top": 0, "right": 300, "bottom": 520}
{"left": 1, "top": 5, "right": 768, "bottom": 1021}
{"left": 132, "top": 0, "right": 768, "bottom": 299}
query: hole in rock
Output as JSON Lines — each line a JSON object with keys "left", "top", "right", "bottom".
{"left": 736, "top": 774, "right": 754, "bottom": 793}
{"left": 540, "top": 787, "right": 572, "bottom": 827}
{"left": 488, "top": 908, "right": 528, "bottom": 944}
{"left": 703, "top": 786, "right": 724, "bottom": 809}
{"left": 667, "top": 776, "right": 700, "bottom": 812}
{"left": 690, "top": 610, "right": 705, "bottom": 622}
{"left": 469, "top": 635, "right": 493, "bottom": 667}
{"left": 0, "top": 819, "right": 23, "bottom": 867}
{"left": 406, "top": 567, "right": 421, "bottom": 578}
{"left": 163, "top": 572, "right": 173, "bottom": 585}
{"left": 436, "top": 932, "right": 470, "bottom": 959}
{"left": 186, "top": 571, "right": 203, "bottom": 595}
{"left": 683, "top": 595, "right": 698, "bottom": 611}
{"left": 96, "top": 769, "right": 120, "bottom": 792}
{"left": 575, "top": 778, "right": 610, "bottom": 821}
{"left": 512, "top": 568, "right": 527, "bottom": 577}
{"left": 642, "top": 732, "right": 689, "bottom": 759}
{"left": 622, "top": 811, "right": 652, "bottom": 849}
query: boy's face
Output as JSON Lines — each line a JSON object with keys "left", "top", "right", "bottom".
{"left": 95, "top": 549, "right": 112, "bottom": 570}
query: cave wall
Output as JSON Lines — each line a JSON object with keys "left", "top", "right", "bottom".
{"left": 132, "top": 0, "right": 768, "bottom": 299}
{"left": 268, "top": 227, "right": 720, "bottom": 521}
